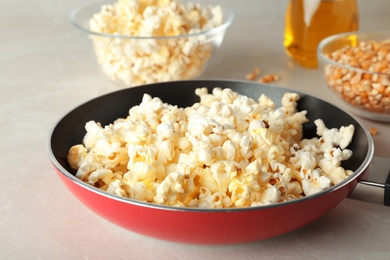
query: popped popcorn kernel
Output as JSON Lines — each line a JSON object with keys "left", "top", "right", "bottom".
{"left": 68, "top": 87, "right": 355, "bottom": 208}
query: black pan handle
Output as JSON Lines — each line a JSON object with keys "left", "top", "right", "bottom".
{"left": 358, "top": 157, "right": 390, "bottom": 206}
{"left": 387, "top": 175, "right": 390, "bottom": 206}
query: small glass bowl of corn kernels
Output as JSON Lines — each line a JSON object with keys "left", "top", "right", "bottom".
{"left": 318, "top": 31, "right": 390, "bottom": 122}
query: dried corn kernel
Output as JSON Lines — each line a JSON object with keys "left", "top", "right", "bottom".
{"left": 369, "top": 127, "right": 378, "bottom": 136}
{"left": 246, "top": 67, "right": 261, "bottom": 81}
{"left": 259, "top": 74, "right": 280, "bottom": 83}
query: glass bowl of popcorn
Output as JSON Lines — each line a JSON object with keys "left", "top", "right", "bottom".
{"left": 70, "top": 0, "right": 234, "bottom": 87}
{"left": 317, "top": 31, "right": 390, "bottom": 122}
{"left": 49, "top": 80, "right": 375, "bottom": 245}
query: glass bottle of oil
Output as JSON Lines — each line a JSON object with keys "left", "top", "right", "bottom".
{"left": 284, "top": 0, "right": 359, "bottom": 68}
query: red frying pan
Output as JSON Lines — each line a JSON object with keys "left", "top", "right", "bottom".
{"left": 48, "top": 80, "right": 388, "bottom": 244}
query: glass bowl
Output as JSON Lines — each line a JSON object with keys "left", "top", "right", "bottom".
{"left": 70, "top": 0, "right": 234, "bottom": 87}
{"left": 318, "top": 31, "right": 390, "bottom": 122}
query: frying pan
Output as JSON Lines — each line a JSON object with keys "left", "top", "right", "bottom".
{"left": 48, "top": 80, "right": 387, "bottom": 244}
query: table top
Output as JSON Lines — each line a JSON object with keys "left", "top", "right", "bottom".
{"left": 1, "top": 0, "right": 389, "bottom": 259}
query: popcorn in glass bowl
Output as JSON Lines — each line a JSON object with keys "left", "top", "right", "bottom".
{"left": 70, "top": 0, "right": 234, "bottom": 87}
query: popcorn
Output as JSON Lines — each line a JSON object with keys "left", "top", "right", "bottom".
{"left": 88, "top": 0, "right": 224, "bottom": 86}
{"left": 260, "top": 186, "right": 280, "bottom": 205}
{"left": 68, "top": 87, "right": 356, "bottom": 208}
{"left": 88, "top": 168, "right": 114, "bottom": 189}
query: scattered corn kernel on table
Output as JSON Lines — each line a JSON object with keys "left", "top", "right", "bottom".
{"left": 1, "top": 0, "right": 389, "bottom": 259}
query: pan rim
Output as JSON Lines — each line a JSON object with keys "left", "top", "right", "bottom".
{"left": 47, "top": 79, "right": 375, "bottom": 213}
